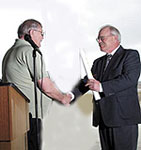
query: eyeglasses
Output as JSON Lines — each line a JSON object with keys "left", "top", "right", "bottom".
{"left": 96, "top": 35, "right": 113, "bottom": 42}
{"left": 33, "top": 29, "right": 44, "bottom": 37}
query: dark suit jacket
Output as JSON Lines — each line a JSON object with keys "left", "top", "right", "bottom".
{"left": 72, "top": 46, "right": 141, "bottom": 127}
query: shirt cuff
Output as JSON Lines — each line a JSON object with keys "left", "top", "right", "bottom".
{"left": 68, "top": 92, "right": 75, "bottom": 101}
{"left": 99, "top": 83, "right": 103, "bottom": 92}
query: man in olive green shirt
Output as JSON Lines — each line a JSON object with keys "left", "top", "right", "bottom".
{"left": 2, "top": 38, "right": 52, "bottom": 118}
{"left": 2, "top": 19, "right": 71, "bottom": 150}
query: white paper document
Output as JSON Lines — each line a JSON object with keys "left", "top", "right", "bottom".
{"left": 80, "top": 49, "right": 100, "bottom": 100}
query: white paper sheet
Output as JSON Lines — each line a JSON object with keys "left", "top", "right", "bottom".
{"left": 80, "top": 49, "right": 100, "bottom": 100}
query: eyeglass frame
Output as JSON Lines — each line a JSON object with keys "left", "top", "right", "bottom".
{"left": 33, "top": 29, "right": 44, "bottom": 37}
{"left": 96, "top": 34, "right": 114, "bottom": 42}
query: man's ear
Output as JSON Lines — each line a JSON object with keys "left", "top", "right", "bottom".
{"left": 29, "top": 29, "right": 34, "bottom": 39}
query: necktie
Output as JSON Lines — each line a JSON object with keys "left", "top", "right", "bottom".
{"left": 104, "top": 54, "right": 112, "bottom": 71}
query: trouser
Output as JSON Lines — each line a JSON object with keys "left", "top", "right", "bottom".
{"left": 99, "top": 124, "right": 138, "bottom": 150}
{"left": 27, "top": 113, "right": 42, "bottom": 150}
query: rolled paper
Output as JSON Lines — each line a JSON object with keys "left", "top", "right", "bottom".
{"left": 80, "top": 49, "right": 100, "bottom": 100}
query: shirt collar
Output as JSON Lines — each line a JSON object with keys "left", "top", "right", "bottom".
{"left": 107, "top": 45, "right": 120, "bottom": 56}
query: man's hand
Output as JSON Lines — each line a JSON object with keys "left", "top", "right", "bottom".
{"left": 85, "top": 79, "right": 100, "bottom": 92}
{"left": 61, "top": 93, "right": 72, "bottom": 106}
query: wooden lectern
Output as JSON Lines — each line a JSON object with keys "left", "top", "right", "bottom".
{"left": 0, "top": 83, "right": 30, "bottom": 150}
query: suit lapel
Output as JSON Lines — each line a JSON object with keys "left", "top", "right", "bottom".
{"left": 102, "top": 46, "right": 125, "bottom": 80}
{"left": 91, "top": 54, "right": 107, "bottom": 82}
{"left": 100, "top": 55, "right": 107, "bottom": 81}
{"left": 98, "top": 55, "right": 107, "bottom": 81}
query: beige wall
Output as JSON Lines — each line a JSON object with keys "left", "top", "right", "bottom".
{"left": 42, "top": 93, "right": 100, "bottom": 150}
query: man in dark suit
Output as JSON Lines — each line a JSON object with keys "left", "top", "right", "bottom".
{"left": 71, "top": 25, "right": 141, "bottom": 150}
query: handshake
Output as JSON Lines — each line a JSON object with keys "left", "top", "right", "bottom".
{"left": 59, "top": 78, "right": 101, "bottom": 106}
{"left": 60, "top": 93, "right": 73, "bottom": 106}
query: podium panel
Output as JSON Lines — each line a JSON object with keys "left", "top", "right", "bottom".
{"left": 0, "top": 84, "right": 29, "bottom": 150}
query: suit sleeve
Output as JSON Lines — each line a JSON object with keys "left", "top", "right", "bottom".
{"left": 71, "top": 76, "right": 89, "bottom": 102}
{"left": 102, "top": 50, "right": 141, "bottom": 97}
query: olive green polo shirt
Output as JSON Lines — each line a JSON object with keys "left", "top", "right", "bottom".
{"left": 2, "top": 39, "right": 52, "bottom": 117}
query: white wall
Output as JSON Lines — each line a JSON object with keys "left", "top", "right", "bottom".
{"left": 1, "top": 0, "right": 141, "bottom": 149}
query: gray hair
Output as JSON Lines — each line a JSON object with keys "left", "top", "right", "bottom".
{"left": 99, "top": 25, "right": 121, "bottom": 42}
{"left": 17, "top": 19, "right": 42, "bottom": 38}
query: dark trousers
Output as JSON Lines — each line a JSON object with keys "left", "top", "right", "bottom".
{"left": 27, "top": 113, "right": 42, "bottom": 150}
{"left": 99, "top": 124, "right": 138, "bottom": 150}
